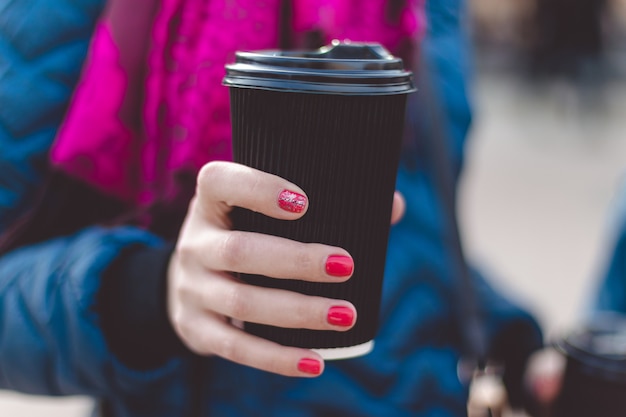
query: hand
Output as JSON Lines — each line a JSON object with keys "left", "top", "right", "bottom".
{"left": 524, "top": 348, "right": 565, "bottom": 415}
{"left": 391, "top": 190, "right": 405, "bottom": 225}
{"left": 167, "top": 161, "right": 405, "bottom": 377}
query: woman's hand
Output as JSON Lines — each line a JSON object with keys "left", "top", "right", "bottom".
{"left": 167, "top": 161, "right": 361, "bottom": 377}
{"left": 168, "top": 161, "right": 405, "bottom": 377}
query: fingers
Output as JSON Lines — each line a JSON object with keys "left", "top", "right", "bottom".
{"left": 199, "top": 162, "right": 407, "bottom": 226}
{"left": 199, "top": 230, "right": 353, "bottom": 281}
{"left": 185, "top": 272, "right": 356, "bottom": 331}
{"left": 175, "top": 311, "right": 325, "bottom": 377}
{"left": 391, "top": 191, "right": 405, "bottom": 225}
{"left": 170, "top": 161, "right": 364, "bottom": 378}
{"left": 525, "top": 348, "right": 565, "bottom": 406}
{"left": 196, "top": 161, "right": 308, "bottom": 221}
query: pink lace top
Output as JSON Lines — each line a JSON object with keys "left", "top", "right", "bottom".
{"left": 51, "top": 0, "right": 425, "bottom": 206}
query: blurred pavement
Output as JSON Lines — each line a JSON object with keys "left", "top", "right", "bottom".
{"left": 460, "top": 72, "right": 626, "bottom": 339}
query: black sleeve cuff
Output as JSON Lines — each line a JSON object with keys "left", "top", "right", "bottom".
{"left": 97, "top": 243, "right": 191, "bottom": 370}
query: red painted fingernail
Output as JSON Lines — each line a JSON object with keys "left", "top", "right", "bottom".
{"left": 297, "top": 358, "right": 321, "bottom": 375}
{"left": 278, "top": 189, "right": 307, "bottom": 213}
{"left": 327, "top": 306, "right": 355, "bottom": 327}
{"left": 325, "top": 255, "right": 353, "bottom": 277}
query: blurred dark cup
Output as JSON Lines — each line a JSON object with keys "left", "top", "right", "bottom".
{"left": 223, "top": 42, "right": 415, "bottom": 359}
{"left": 554, "top": 312, "right": 626, "bottom": 417}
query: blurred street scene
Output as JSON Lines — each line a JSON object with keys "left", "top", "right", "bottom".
{"left": 464, "top": 0, "right": 626, "bottom": 339}
{"left": 3, "top": 0, "right": 626, "bottom": 415}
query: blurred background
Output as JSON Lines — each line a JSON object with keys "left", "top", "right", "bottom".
{"left": 463, "top": 0, "right": 626, "bottom": 338}
{"left": 3, "top": 0, "right": 626, "bottom": 415}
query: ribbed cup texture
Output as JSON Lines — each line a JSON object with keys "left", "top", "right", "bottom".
{"left": 556, "top": 357, "right": 626, "bottom": 417}
{"left": 230, "top": 88, "right": 408, "bottom": 349}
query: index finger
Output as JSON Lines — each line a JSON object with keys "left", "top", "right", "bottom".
{"left": 196, "top": 161, "right": 308, "bottom": 220}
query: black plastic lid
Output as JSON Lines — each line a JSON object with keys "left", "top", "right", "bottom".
{"left": 554, "top": 312, "right": 626, "bottom": 381}
{"left": 223, "top": 41, "right": 416, "bottom": 96}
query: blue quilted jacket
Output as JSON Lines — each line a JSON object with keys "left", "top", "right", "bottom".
{"left": 0, "top": 1, "right": 542, "bottom": 416}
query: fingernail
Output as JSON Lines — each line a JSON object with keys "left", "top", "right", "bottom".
{"left": 327, "top": 306, "right": 355, "bottom": 327}
{"left": 325, "top": 255, "right": 353, "bottom": 277}
{"left": 278, "top": 189, "right": 307, "bottom": 213}
{"left": 298, "top": 358, "right": 321, "bottom": 375}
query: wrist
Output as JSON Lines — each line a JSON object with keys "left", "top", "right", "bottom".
{"left": 98, "top": 242, "right": 191, "bottom": 370}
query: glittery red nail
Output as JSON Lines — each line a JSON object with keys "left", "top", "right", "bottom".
{"left": 278, "top": 189, "right": 307, "bottom": 213}
{"left": 297, "top": 358, "right": 321, "bottom": 375}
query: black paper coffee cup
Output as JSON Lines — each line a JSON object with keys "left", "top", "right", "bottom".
{"left": 554, "top": 312, "right": 626, "bottom": 416}
{"left": 223, "top": 42, "right": 415, "bottom": 359}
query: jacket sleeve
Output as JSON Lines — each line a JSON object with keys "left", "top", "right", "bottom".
{"left": 0, "top": 0, "right": 189, "bottom": 406}
{"left": 0, "top": 227, "right": 188, "bottom": 405}
{"left": 0, "top": 0, "right": 104, "bottom": 232}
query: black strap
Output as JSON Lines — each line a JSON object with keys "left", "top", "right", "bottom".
{"left": 412, "top": 56, "right": 489, "bottom": 367}
{"left": 279, "top": 0, "right": 293, "bottom": 50}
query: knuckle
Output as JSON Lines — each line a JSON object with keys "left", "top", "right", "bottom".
{"left": 174, "top": 244, "right": 194, "bottom": 268}
{"left": 198, "top": 161, "right": 224, "bottom": 185}
{"left": 197, "top": 161, "right": 227, "bottom": 195}
{"left": 215, "top": 334, "right": 243, "bottom": 363}
{"left": 218, "top": 232, "right": 249, "bottom": 270}
{"left": 176, "top": 279, "right": 197, "bottom": 304}
{"left": 171, "top": 311, "right": 194, "bottom": 343}
{"left": 223, "top": 284, "right": 249, "bottom": 319}
{"left": 294, "top": 301, "right": 318, "bottom": 328}
{"left": 293, "top": 247, "right": 313, "bottom": 274}
{"left": 265, "top": 355, "right": 289, "bottom": 375}
{"left": 170, "top": 257, "right": 201, "bottom": 297}
{"left": 286, "top": 308, "right": 309, "bottom": 329}
{"left": 170, "top": 309, "right": 184, "bottom": 331}
{"left": 178, "top": 317, "right": 214, "bottom": 356}
{"left": 247, "top": 172, "right": 263, "bottom": 196}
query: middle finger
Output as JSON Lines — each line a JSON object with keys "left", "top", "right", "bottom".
{"left": 204, "top": 229, "right": 354, "bottom": 282}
